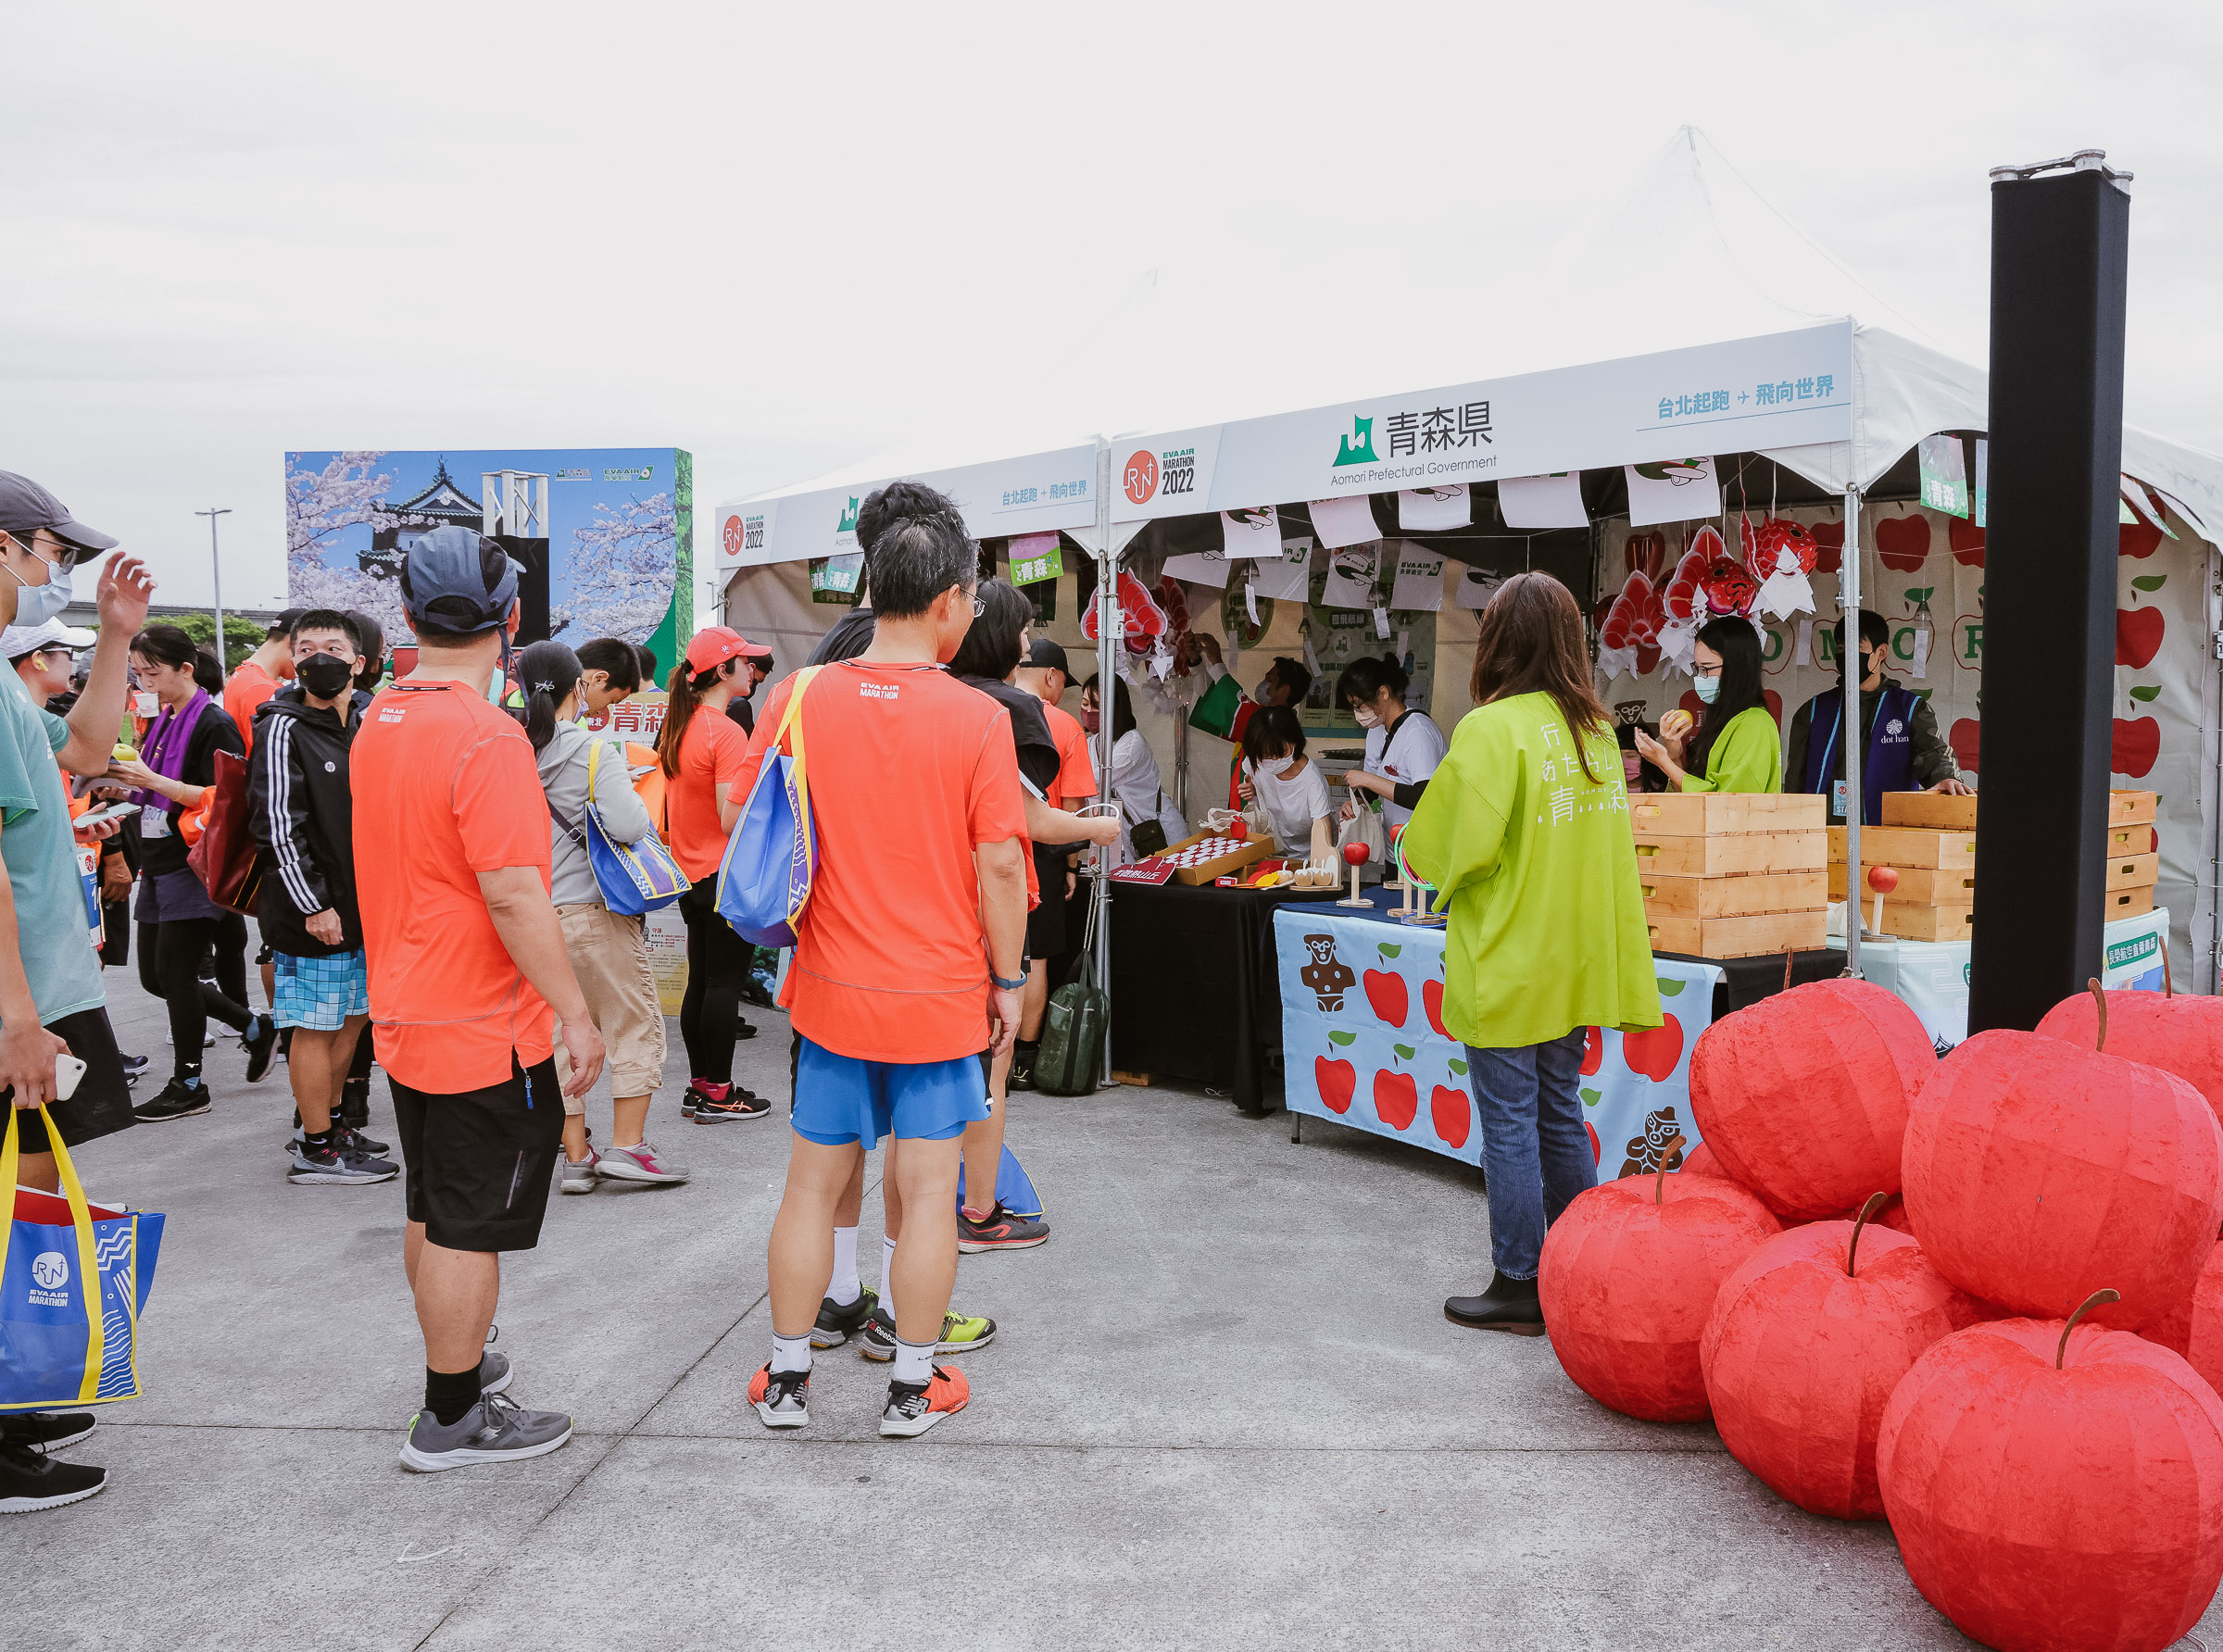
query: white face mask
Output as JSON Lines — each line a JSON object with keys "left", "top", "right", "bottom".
{"left": 1256, "top": 755, "right": 1296, "bottom": 779}
{"left": 1351, "top": 706, "right": 1381, "bottom": 730}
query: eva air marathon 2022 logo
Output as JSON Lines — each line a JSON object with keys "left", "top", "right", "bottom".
{"left": 1327, "top": 400, "right": 1496, "bottom": 488}
{"left": 1123, "top": 447, "right": 1197, "bottom": 507}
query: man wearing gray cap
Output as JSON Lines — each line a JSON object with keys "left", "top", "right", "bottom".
{"left": 0, "top": 469, "right": 156, "bottom": 1512}
{"left": 350, "top": 524, "right": 605, "bottom": 1471}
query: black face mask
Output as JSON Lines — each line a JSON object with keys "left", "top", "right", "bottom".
{"left": 296, "top": 653, "right": 355, "bottom": 700}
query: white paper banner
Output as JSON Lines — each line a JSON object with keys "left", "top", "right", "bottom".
{"left": 1252, "top": 537, "right": 1313, "bottom": 602}
{"left": 1308, "top": 494, "right": 1382, "bottom": 550}
{"left": 1388, "top": 545, "right": 1446, "bottom": 612}
{"left": 1220, "top": 506, "right": 1284, "bottom": 559}
{"left": 1397, "top": 485, "right": 1469, "bottom": 533}
{"left": 1372, "top": 607, "right": 1391, "bottom": 639}
{"left": 1498, "top": 472, "right": 1590, "bottom": 530}
{"left": 1161, "top": 548, "right": 1231, "bottom": 588}
{"left": 1624, "top": 456, "right": 1721, "bottom": 528}
{"left": 1455, "top": 565, "right": 1505, "bottom": 609}
{"left": 1321, "top": 540, "right": 1380, "bottom": 608}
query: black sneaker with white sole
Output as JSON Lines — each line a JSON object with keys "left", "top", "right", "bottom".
{"left": 810, "top": 1286, "right": 879, "bottom": 1349}
{"left": 690, "top": 1085, "right": 771, "bottom": 1122}
{"left": 0, "top": 1412, "right": 94, "bottom": 1453}
{"left": 133, "top": 1076, "right": 210, "bottom": 1121}
{"left": 242, "top": 1013, "right": 279, "bottom": 1083}
{"left": 0, "top": 1438, "right": 106, "bottom": 1511}
{"left": 288, "top": 1139, "right": 400, "bottom": 1184}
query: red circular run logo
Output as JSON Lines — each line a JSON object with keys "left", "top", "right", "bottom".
{"left": 1123, "top": 450, "right": 1159, "bottom": 506}
{"left": 722, "top": 515, "right": 745, "bottom": 556}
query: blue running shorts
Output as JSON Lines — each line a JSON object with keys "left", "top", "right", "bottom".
{"left": 792, "top": 1036, "right": 989, "bottom": 1149}
{"left": 273, "top": 948, "right": 370, "bottom": 1031}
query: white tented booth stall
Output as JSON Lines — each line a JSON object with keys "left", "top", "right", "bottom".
{"left": 711, "top": 130, "right": 2223, "bottom": 1063}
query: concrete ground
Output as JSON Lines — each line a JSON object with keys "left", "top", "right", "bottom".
{"left": 12, "top": 968, "right": 2219, "bottom": 1652}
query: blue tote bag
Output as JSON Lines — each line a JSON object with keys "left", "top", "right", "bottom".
{"left": 2, "top": 1105, "right": 165, "bottom": 1412}
{"left": 548, "top": 740, "right": 690, "bottom": 918}
{"left": 717, "top": 667, "right": 823, "bottom": 947}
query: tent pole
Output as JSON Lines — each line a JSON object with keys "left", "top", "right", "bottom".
{"left": 1093, "top": 441, "right": 1117, "bottom": 1082}
{"left": 1842, "top": 486, "right": 1864, "bottom": 979}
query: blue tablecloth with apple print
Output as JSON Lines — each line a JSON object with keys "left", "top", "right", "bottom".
{"left": 1273, "top": 897, "right": 1724, "bottom": 1173}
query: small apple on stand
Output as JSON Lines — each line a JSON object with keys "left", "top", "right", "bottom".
{"left": 1866, "top": 864, "right": 1900, "bottom": 939}
{"left": 1338, "top": 840, "right": 1371, "bottom": 907}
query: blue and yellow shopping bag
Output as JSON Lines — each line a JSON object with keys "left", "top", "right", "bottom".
{"left": 2, "top": 1105, "right": 164, "bottom": 1411}
{"left": 717, "top": 667, "right": 822, "bottom": 947}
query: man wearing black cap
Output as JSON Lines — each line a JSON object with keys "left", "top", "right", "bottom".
{"left": 0, "top": 469, "right": 156, "bottom": 1512}
{"left": 720, "top": 634, "right": 777, "bottom": 738}
{"left": 351, "top": 524, "right": 607, "bottom": 1471}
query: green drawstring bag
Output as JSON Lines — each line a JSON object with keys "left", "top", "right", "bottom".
{"left": 1034, "top": 895, "right": 1107, "bottom": 1096}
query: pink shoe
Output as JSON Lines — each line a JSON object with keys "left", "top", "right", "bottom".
{"left": 596, "top": 1141, "right": 691, "bottom": 1185}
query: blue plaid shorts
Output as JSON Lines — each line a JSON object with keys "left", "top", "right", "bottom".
{"left": 272, "top": 949, "right": 370, "bottom": 1031}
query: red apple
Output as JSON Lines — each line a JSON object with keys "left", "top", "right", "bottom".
{"left": 2116, "top": 606, "right": 2166, "bottom": 669}
{"left": 1810, "top": 519, "right": 1844, "bottom": 574}
{"left": 1948, "top": 518, "right": 1985, "bottom": 568}
{"left": 1314, "top": 1058, "right": 1355, "bottom": 1115}
{"left": 1430, "top": 1083, "right": 1472, "bottom": 1148}
{"left": 1422, "top": 979, "right": 1448, "bottom": 1039}
{"left": 1876, "top": 514, "right": 1931, "bottom": 571}
{"left": 1948, "top": 718, "right": 1980, "bottom": 774}
{"left": 2114, "top": 716, "right": 2161, "bottom": 778}
{"left": 1621, "top": 1012, "right": 1685, "bottom": 1083}
{"left": 2121, "top": 517, "right": 2164, "bottom": 558}
{"left": 1363, "top": 970, "right": 1408, "bottom": 1028}
{"left": 1579, "top": 1025, "right": 1604, "bottom": 1077}
{"left": 1373, "top": 1069, "right": 1418, "bottom": 1131}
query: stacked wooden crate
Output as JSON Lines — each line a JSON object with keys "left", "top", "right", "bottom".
{"left": 1629, "top": 793, "right": 1828, "bottom": 958}
{"left": 2101, "top": 790, "right": 2161, "bottom": 920}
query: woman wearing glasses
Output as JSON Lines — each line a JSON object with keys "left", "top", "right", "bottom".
{"left": 1631, "top": 619, "right": 1782, "bottom": 795}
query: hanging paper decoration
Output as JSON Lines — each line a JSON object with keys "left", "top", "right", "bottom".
{"left": 1307, "top": 494, "right": 1381, "bottom": 550}
{"left": 1081, "top": 569, "right": 1169, "bottom": 655}
{"left": 1625, "top": 530, "right": 1668, "bottom": 582}
{"left": 1742, "top": 516, "right": 1821, "bottom": 621}
{"left": 1655, "top": 540, "right": 1710, "bottom": 673}
{"left": 1596, "top": 569, "right": 1665, "bottom": 682}
{"left": 1156, "top": 575, "right": 1192, "bottom": 674}
{"left": 1397, "top": 485, "right": 1470, "bottom": 533}
{"left": 1625, "top": 456, "right": 1721, "bottom": 528}
{"left": 1221, "top": 582, "right": 1268, "bottom": 650}
{"left": 1499, "top": 471, "right": 1589, "bottom": 531}
{"left": 1220, "top": 505, "right": 1284, "bottom": 559}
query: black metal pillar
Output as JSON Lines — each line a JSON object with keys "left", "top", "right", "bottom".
{"left": 1968, "top": 153, "right": 2131, "bottom": 1032}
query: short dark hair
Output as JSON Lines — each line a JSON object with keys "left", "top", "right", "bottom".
{"left": 947, "top": 578, "right": 1031, "bottom": 682}
{"left": 344, "top": 609, "right": 385, "bottom": 693}
{"left": 1265, "top": 656, "right": 1312, "bottom": 703}
{"left": 289, "top": 608, "right": 361, "bottom": 653}
{"left": 1242, "top": 704, "right": 1307, "bottom": 765}
{"left": 1336, "top": 654, "right": 1409, "bottom": 708}
{"left": 634, "top": 644, "right": 658, "bottom": 686}
{"left": 859, "top": 481, "right": 974, "bottom": 620}
{"left": 576, "top": 637, "right": 643, "bottom": 692}
{"left": 1831, "top": 608, "right": 1890, "bottom": 656}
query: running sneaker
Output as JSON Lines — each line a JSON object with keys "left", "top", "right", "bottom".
{"left": 691, "top": 1087, "right": 771, "bottom": 1123}
{"left": 119, "top": 1053, "right": 149, "bottom": 1083}
{"left": 479, "top": 1348, "right": 513, "bottom": 1395}
{"left": 335, "top": 1121, "right": 391, "bottom": 1156}
{"left": 858, "top": 1302, "right": 996, "bottom": 1359}
{"left": 0, "top": 1412, "right": 94, "bottom": 1452}
{"left": 810, "top": 1286, "right": 879, "bottom": 1349}
{"left": 1007, "top": 1043, "right": 1038, "bottom": 1093}
{"left": 0, "top": 1437, "right": 105, "bottom": 1511}
{"left": 597, "top": 1141, "right": 691, "bottom": 1183}
{"left": 559, "top": 1151, "right": 599, "bottom": 1195}
{"left": 879, "top": 1365, "right": 969, "bottom": 1438}
{"left": 748, "top": 1362, "right": 810, "bottom": 1429}
{"left": 398, "top": 1391, "right": 572, "bottom": 1471}
{"left": 339, "top": 1078, "right": 371, "bottom": 1130}
{"left": 957, "top": 1201, "right": 1049, "bottom": 1253}
{"left": 242, "top": 1013, "right": 279, "bottom": 1083}
{"left": 133, "top": 1077, "right": 210, "bottom": 1121}
{"left": 288, "top": 1139, "right": 399, "bottom": 1185}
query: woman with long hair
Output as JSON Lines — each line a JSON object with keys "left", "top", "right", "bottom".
{"left": 1400, "top": 572, "right": 1660, "bottom": 1334}
{"left": 658, "top": 625, "right": 767, "bottom": 1120}
{"left": 514, "top": 640, "right": 685, "bottom": 1193}
{"left": 105, "top": 623, "right": 274, "bottom": 1120}
{"left": 1334, "top": 653, "right": 1448, "bottom": 831}
{"left": 1633, "top": 618, "right": 1781, "bottom": 794}
{"left": 1078, "top": 674, "right": 1187, "bottom": 864}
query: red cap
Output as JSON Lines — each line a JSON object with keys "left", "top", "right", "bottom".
{"left": 684, "top": 626, "right": 750, "bottom": 674}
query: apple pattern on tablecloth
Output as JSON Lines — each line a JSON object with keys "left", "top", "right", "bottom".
{"left": 1577, "top": 975, "right": 1691, "bottom": 1167}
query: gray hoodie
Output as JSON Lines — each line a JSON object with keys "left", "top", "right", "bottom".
{"left": 535, "top": 721, "right": 660, "bottom": 907}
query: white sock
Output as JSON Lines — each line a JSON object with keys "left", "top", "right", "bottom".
{"left": 829, "top": 1226, "right": 860, "bottom": 1307}
{"left": 770, "top": 1333, "right": 812, "bottom": 1375}
{"left": 880, "top": 1235, "right": 898, "bottom": 1320}
{"left": 891, "top": 1335, "right": 935, "bottom": 1386}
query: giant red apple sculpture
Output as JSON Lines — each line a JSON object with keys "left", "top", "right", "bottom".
{"left": 2035, "top": 979, "right": 2223, "bottom": 1130}
{"left": 1702, "top": 1195, "right": 1978, "bottom": 1520}
{"left": 1878, "top": 1291, "right": 2223, "bottom": 1652}
{"left": 1901, "top": 995, "right": 2223, "bottom": 1331}
{"left": 1689, "top": 980, "right": 1935, "bottom": 1221}
{"left": 1538, "top": 1147, "right": 1781, "bottom": 1421}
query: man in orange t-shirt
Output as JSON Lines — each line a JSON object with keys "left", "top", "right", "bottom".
{"left": 352, "top": 527, "right": 605, "bottom": 1473}
{"left": 729, "top": 484, "right": 1028, "bottom": 1441}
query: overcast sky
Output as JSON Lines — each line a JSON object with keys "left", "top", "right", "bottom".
{"left": 6, "top": 1, "right": 2217, "bottom": 609}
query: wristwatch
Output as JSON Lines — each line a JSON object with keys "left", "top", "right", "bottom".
{"left": 990, "top": 970, "right": 1028, "bottom": 991}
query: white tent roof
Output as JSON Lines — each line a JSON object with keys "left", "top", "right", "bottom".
{"left": 714, "top": 127, "right": 2223, "bottom": 566}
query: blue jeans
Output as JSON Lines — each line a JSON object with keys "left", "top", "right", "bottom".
{"left": 1467, "top": 1030, "right": 1597, "bottom": 1281}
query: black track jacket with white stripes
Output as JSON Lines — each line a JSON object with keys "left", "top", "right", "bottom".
{"left": 245, "top": 686, "right": 370, "bottom": 957}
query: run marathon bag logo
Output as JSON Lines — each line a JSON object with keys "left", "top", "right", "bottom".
{"left": 29, "top": 1250, "right": 70, "bottom": 1306}
{"left": 722, "top": 513, "right": 766, "bottom": 557}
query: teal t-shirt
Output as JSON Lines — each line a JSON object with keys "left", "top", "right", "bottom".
{"left": 0, "top": 670, "right": 105, "bottom": 1029}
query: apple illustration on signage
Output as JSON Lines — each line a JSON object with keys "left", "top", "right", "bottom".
{"left": 1315, "top": 1056, "right": 1356, "bottom": 1115}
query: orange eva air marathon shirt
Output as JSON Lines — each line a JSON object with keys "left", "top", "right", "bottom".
{"left": 729, "top": 660, "right": 1027, "bottom": 1064}
{"left": 350, "top": 678, "right": 556, "bottom": 1092}
{"left": 665, "top": 707, "right": 748, "bottom": 881}
{"left": 224, "top": 660, "right": 282, "bottom": 757}
{"left": 1044, "top": 700, "right": 1097, "bottom": 807}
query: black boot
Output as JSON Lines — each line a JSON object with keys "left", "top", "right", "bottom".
{"left": 339, "top": 1077, "right": 370, "bottom": 1131}
{"left": 1444, "top": 1270, "right": 1545, "bottom": 1335}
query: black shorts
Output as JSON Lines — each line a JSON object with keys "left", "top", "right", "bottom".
{"left": 3, "top": 1007, "right": 133, "bottom": 1156}
{"left": 390, "top": 1056, "right": 563, "bottom": 1252}
{"left": 1026, "top": 845, "right": 1067, "bottom": 956}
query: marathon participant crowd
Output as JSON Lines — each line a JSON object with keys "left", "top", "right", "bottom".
{"left": 0, "top": 471, "right": 1123, "bottom": 1508}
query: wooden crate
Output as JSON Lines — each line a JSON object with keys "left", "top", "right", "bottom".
{"left": 1159, "top": 832, "right": 1275, "bottom": 886}
{"left": 1827, "top": 825, "right": 1978, "bottom": 870}
{"left": 1627, "top": 794, "right": 1826, "bottom": 836}
{"left": 1829, "top": 864, "right": 1978, "bottom": 905}
{"left": 2104, "top": 824, "right": 2157, "bottom": 856}
{"left": 2107, "top": 885, "right": 2156, "bottom": 919}
{"left": 1641, "top": 870, "right": 1827, "bottom": 919}
{"left": 2109, "top": 790, "right": 2158, "bottom": 828}
{"left": 1881, "top": 792, "right": 1978, "bottom": 831}
{"left": 1647, "top": 909, "right": 1828, "bottom": 959}
{"left": 1878, "top": 903, "right": 1975, "bottom": 943}
{"left": 2105, "top": 851, "right": 2161, "bottom": 892}
{"left": 1633, "top": 830, "right": 1827, "bottom": 877}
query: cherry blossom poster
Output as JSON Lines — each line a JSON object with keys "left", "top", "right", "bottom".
{"left": 283, "top": 447, "right": 692, "bottom": 671}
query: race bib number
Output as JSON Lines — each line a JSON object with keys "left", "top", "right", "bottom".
{"left": 140, "top": 803, "right": 171, "bottom": 839}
